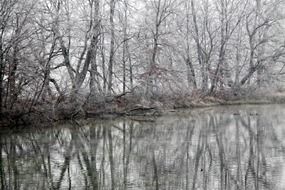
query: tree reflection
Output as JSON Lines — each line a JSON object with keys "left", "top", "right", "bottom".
{"left": 0, "top": 106, "right": 285, "bottom": 189}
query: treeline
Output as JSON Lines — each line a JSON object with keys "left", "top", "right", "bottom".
{"left": 0, "top": 0, "right": 285, "bottom": 120}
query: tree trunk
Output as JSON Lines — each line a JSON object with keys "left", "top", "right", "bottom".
{"left": 7, "top": 15, "right": 21, "bottom": 109}
{"left": 128, "top": 46, "right": 133, "bottom": 90}
{"left": 122, "top": 0, "right": 128, "bottom": 94}
{"left": 90, "top": 0, "right": 102, "bottom": 99}
{"left": 8, "top": 48, "right": 18, "bottom": 109}
{"left": 186, "top": 58, "right": 197, "bottom": 89}
{"left": 210, "top": 0, "right": 227, "bottom": 93}
{"left": 108, "top": 0, "right": 116, "bottom": 94}
{"left": 0, "top": 43, "right": 4, "bottom": 115}
{"left": 186, "top": 1, "right": 197, "bottom": 89}
{"left": 146, "top": 0, "right": 161, "bottom": 97}
{"left": 191, "top": 0, "right": 207, "bottom": 91}
{"left": 101, "top": 29, "right": 107, "bottom": 94}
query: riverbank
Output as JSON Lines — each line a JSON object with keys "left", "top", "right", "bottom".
{"left": 1, "top": 90, "right": 285, "bottom": 127}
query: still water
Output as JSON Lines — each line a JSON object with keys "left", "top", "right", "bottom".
{"left": 1, "top": 105, "right": 285, "bottom": 190}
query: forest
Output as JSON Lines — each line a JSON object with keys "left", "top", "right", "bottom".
{"left": 0, "top": 0, "right": 285, "bottom": 124}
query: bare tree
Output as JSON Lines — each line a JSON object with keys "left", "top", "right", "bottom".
{"left": 107, "top": 0, "right": 116, "bottom": 94}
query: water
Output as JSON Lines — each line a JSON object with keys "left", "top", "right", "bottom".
{"left": 1, "top": 105, "right": 285, "bottom": 190}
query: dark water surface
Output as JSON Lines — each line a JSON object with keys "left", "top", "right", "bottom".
{"left": 1, "top": 105, "right": 285, "bottom": 190}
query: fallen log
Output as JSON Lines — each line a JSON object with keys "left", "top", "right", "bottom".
{"left": 125, "top": 106, "right": 160, "bottom": 116}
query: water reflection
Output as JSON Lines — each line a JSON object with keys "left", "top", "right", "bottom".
{"left": 1, "top": 105, "right": 285, "bottom": 190}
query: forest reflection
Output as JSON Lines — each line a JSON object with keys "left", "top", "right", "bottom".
{"left": 1, "top": 105, "right": 285, "bottom": 190}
